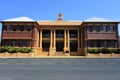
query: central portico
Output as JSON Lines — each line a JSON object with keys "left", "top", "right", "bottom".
{"left": 35, "top": 13, "right": 83, "bottom": 56}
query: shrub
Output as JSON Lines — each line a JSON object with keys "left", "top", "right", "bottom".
{"left": 100, "top": 48, "right": 110, "bottom": 54}
{"left": 0, "top": 47, "right": 5, "bottom": 53}
{"left": 18, "top": 48, "right": 32, "bottom": 53}
{"left": 87, "top": 49, "right": 100, "bottom": 54}
{"left": 94, "top": 49, "right": 100, "bottom": 54}
{"left": 87, "top": 49, "right": 94, "bottom": 53}
{"left": 8, "top": 47, "right": 18, "bottom": 53}
{"left": 111, "top": 49, "right": 120, "bottom": 54}
{"left": 4, "top": 46, "right": 10, "bottom": 52}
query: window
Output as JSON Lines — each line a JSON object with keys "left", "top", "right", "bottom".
{"left": 26, "top": 40, "right": 30, "bottom": 47}
{"left": 20, "top": 25, "right": 24, "bottom": 31}
{"left": 103, "top": 26, "right": 107, "bottom": 32}
{"left": 6, "top": 26, "right": 10, "bottom": 31}
{"left": 110, "top": 26, "right": 114, "bottom": 32}
{"left": 27, "top": 26, "right": 32, "bottom": 31}
{"left": 12, "top": 25, "right": 17, "bottom": 31}
{"left": 42, "top": 30, "right": 50, "bottom": 38}
{"left": 12, "top": 40, "right": 16, "bottom": 47}
{"left": 70, "top": 30, "right": 78, "bottom": 38}
{"left": 111, "top": 41, "right": 115, "bottom": 48}
{"left": 42, "top": 41, "right": 50, "bottom": 51}
{"left": 96, "top": 26, "right": 100, "bottom": 32}
{"left": 103, "top": 41, "right": 108, "bottom": 48}
{"left": 88, "top": 26, "right": 93, "bottom": 32}
{"left": 5, "top": 40, "right": 9, "bottom": 46}
{"left": 88, "top": 41, "right": 94, "bottom": 47}
{"left": 96, "top": 40, "right": 101, "bottom": 47}
{"left": 19, "top": 40, "right": 23, "bottom": 47}
{"left": 56, "top": 30, "right": 64, "bottom": 38}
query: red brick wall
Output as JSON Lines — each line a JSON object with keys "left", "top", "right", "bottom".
{"left": 1, "top": 22, "right": 36, "bottom": 47}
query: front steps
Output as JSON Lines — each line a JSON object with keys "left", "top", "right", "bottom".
{"left": 54, "top": 52, "right": 66, "bottom": 56}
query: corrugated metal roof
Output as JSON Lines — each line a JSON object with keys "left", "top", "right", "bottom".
{"left": 84, "top": 17, "right": 115, "bottom": 22}
{"left": 3, "top": 16, "right": 35, "bottom": 22}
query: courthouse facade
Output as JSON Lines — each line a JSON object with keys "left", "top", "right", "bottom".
{"left": 0, "top": 13, "right": 119, "bottom": 56}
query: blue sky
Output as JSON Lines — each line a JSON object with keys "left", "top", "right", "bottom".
{"left": 0, "top": 0, "right": 120, "bottom": 35}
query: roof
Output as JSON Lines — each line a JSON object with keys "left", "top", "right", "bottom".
{"left": 37, "top": 20, "right": 82, "bottom": 26}
{"left": 84, "top": 17, "right": 117, "bottom": 22}
{"left": 1, "top": 16, "right": 119, "bottom": 23}
{"left": 2, "top": 16, "right": 35, "bottom": 22}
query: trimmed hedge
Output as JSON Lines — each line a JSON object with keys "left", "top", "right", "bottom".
{"left": 0, "top": 47, "right": 5, "bottom": 53}
{"left": 0, "top": 46, "right": 32, "bottom": 53}
{"left": 87, "top": 48, "right": 120, "bottom": 54}
{"left": 18, "top": 48, "right": 32, "bottom": 53}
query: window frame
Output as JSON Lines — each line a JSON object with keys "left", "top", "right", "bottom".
{"left": 19, "top": 40, "right": 23, "bottom": 47}
{"left": 5, "top": 40, "right": 9, "bottom": 46}
{"left": 88, "top": 40, "right": 94, "bottom": 48}
{"left": 42, "top": 30, "right": 50, "bottom": 38}
{"left": 110, "top": 26, "right": 114, "bottom": 32}
{"left": 12, "top": 40, "right": 16, "bottom": 47}
{"left": 103, "top": 40, "right": 108, "bottom": 48}
{"left": 6, "top": 25, "right": 11, "bottom": 31}
{"left": 26, "top": 40, "right": 30, "bottom": 47}
{"left": 69, "top": 30, "right": 78, "bottom": 38}
{"left": 111, "top": 40, "right": 115, "bottom": 48}
{"left": 103, "top": 26, "right": 107, "bottom": 32}
{"left": 12, "top": 25, "right": 17, "bottom": 31}
{"left": 26, "top": 25, "right": 32, "bottom": 31}
{"left": 19, "top": 25, "right": 24, "bottom": 31}
{"left": 96, "top": 26, "right": 100, "bottom": 32}
{"left": 96, "top": 40, "right": 101, "bottom": 47}
{"left": 56, "top": 30, "right": 64, "bottom": 38}
{"left": 88, "top": 26, "right": 93, "bottom": 32}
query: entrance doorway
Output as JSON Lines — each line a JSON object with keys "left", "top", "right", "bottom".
{"left": 56, "top": 42, "right": 64, "bottom": 52}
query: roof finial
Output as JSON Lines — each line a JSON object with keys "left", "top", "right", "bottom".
{"left": 58, "top": 12, "right": 62, "bottom": 21}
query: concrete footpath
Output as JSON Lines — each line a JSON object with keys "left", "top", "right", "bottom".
{"left": 0, "top": 56, "right": 120, "bottom": 59}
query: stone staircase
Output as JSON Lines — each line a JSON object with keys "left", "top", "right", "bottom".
{"left": 54, "top": 52, "right": 66, "bottom": 56}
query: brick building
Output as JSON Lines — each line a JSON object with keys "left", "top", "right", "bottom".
{"left": 0, "top": 13, "right": 119, "bottom": 56}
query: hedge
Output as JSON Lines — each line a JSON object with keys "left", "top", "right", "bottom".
{"left": 87, "top": 48, "right": 120, "bottom": 54}
{"left": 0, "top": 46, "right": 32, "bottom": 53}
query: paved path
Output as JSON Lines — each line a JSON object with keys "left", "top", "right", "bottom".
{"left": 0, "top": 59, "right": 120, "bottom": 80}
